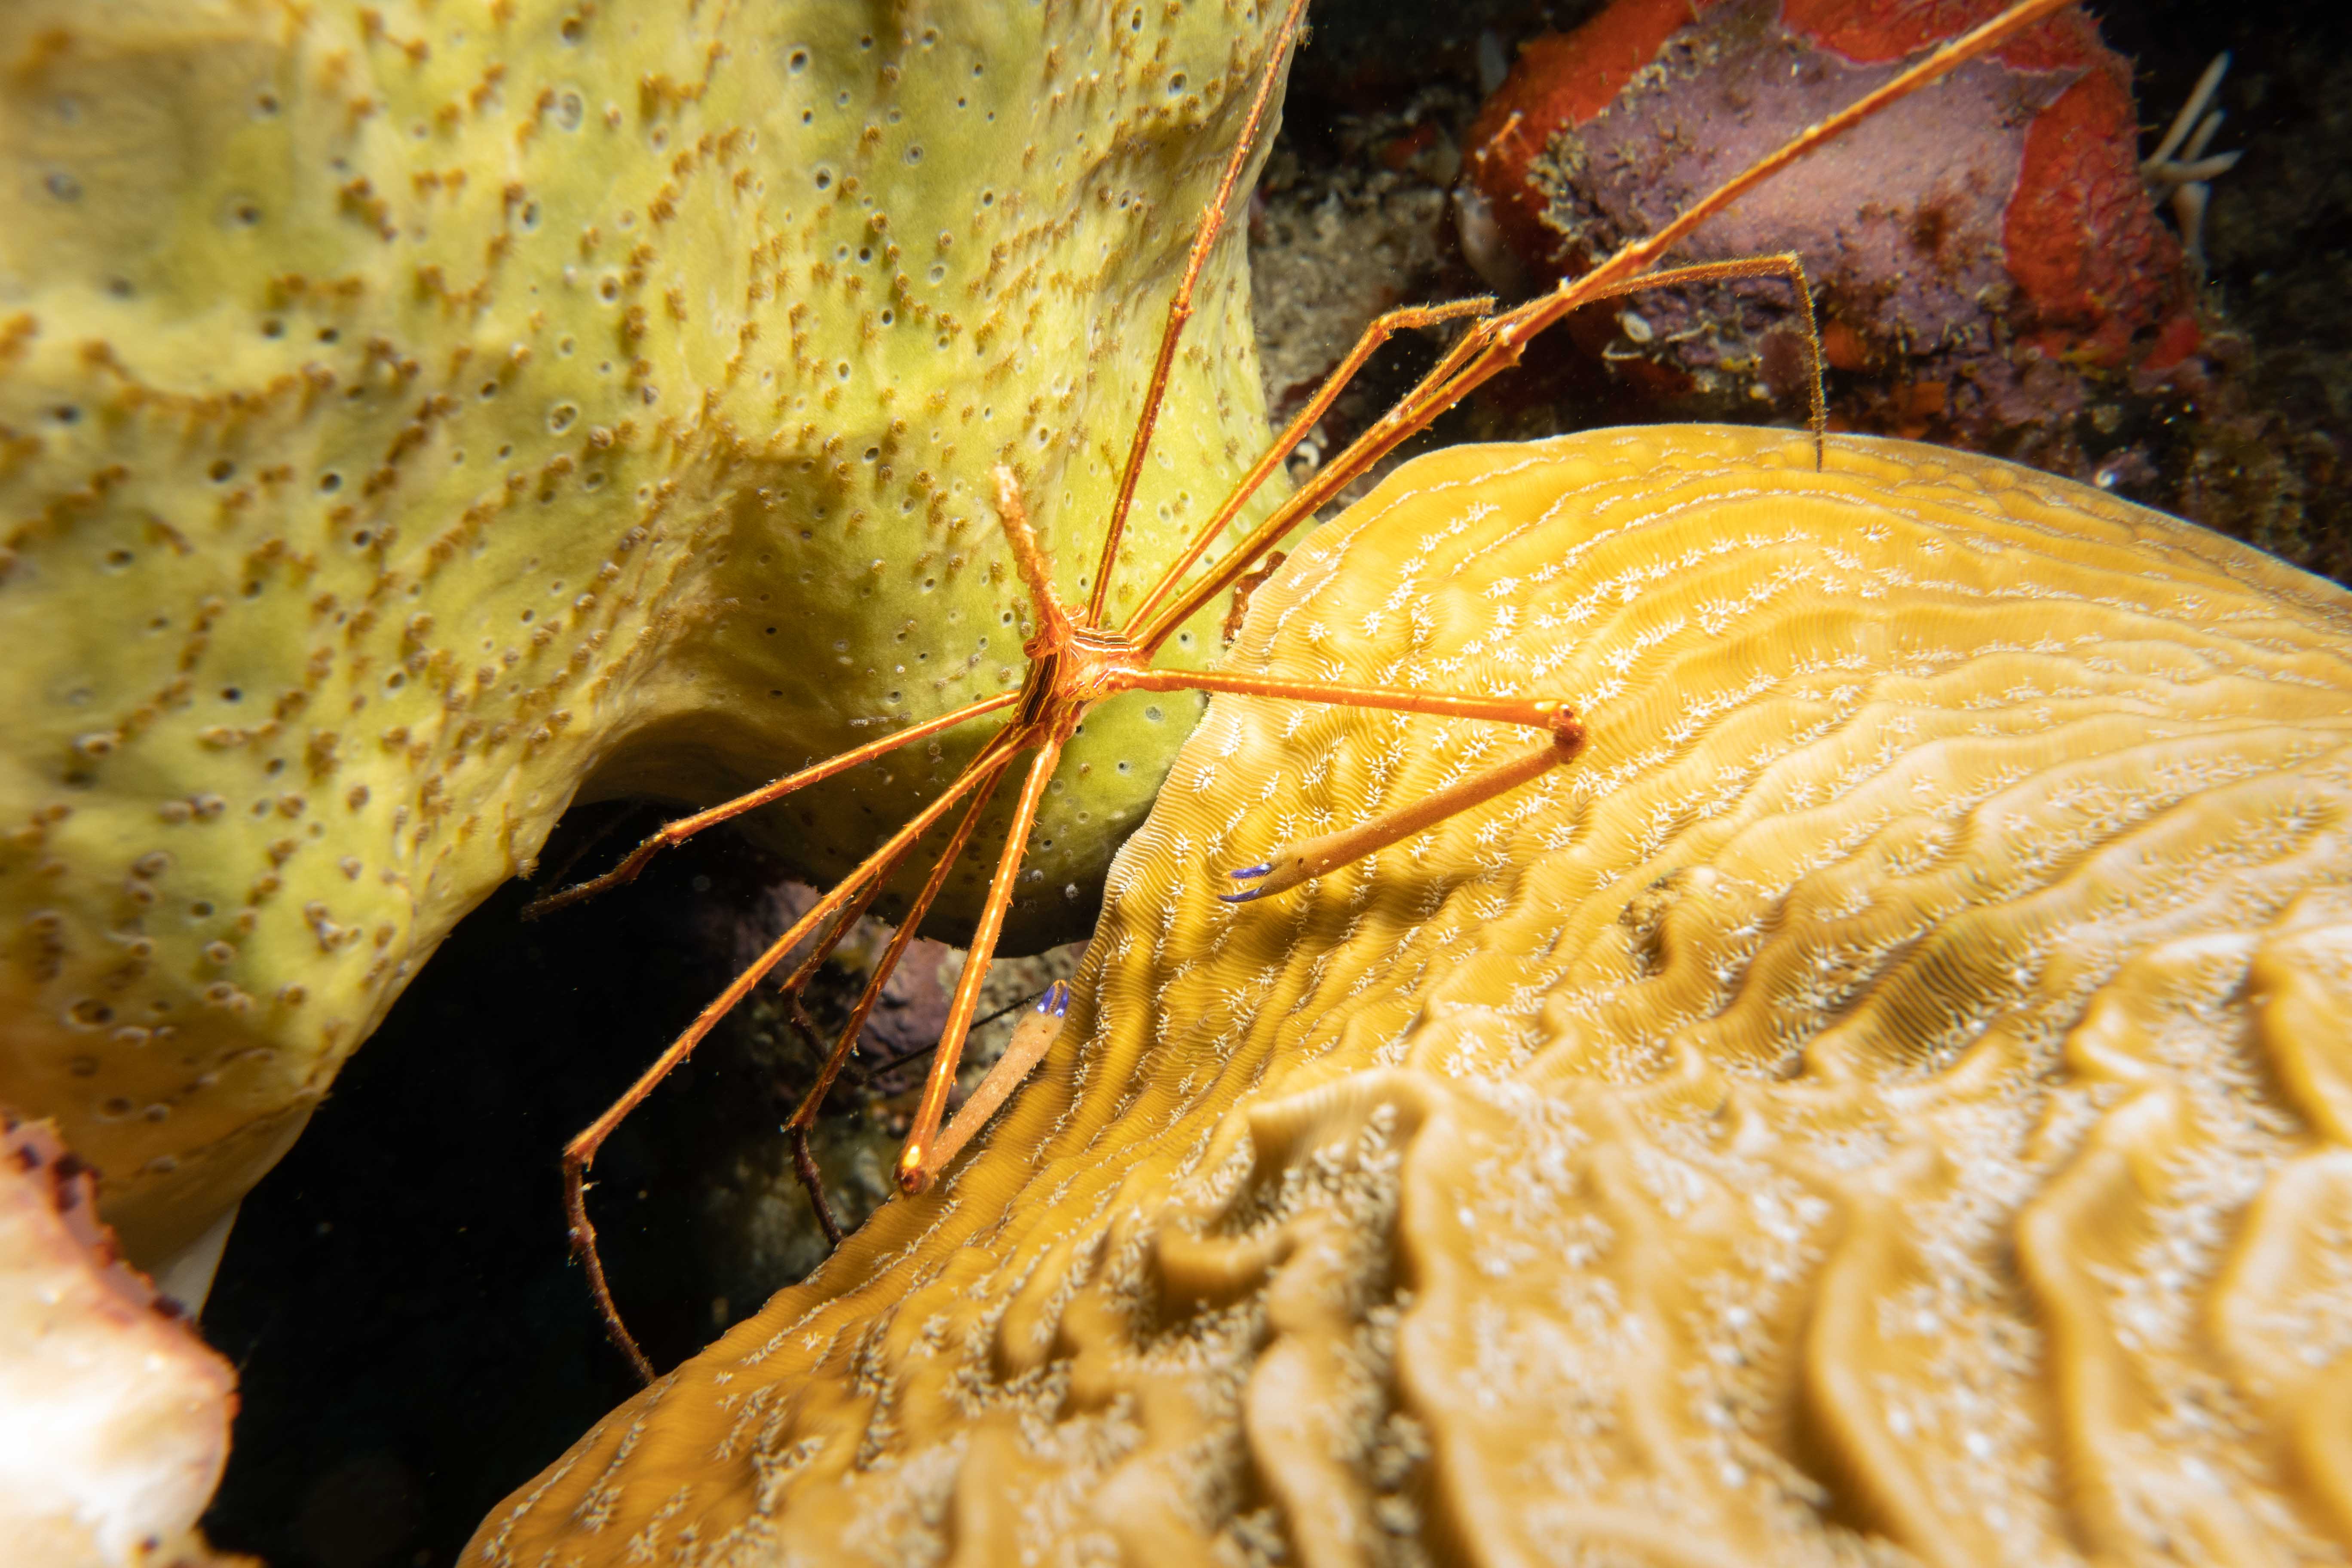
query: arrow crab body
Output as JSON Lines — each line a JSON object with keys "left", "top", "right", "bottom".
{"left": 543, "top": 0, "right": 2081, "bottom": 1379}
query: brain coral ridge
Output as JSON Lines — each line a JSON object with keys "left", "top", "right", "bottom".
{"left": 472, "top": 426, "right": 2352, "bottom": 1567}
{"left": 0, "top": 0, "right": 1293, "bottom": 1262}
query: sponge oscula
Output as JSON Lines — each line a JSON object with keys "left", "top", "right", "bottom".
{"left": 473, "top": 427, "right": 2352, "bottom": 1565}
{"left": 0, "top": 0, "right": 1288, "bottom": 1261}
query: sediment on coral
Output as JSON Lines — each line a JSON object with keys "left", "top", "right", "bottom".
{"left": 0, "top": 0, "right": 1290, "bottom": 1264}
{"left": 469, "top": 427, "right": 2352, "bottom": 1565}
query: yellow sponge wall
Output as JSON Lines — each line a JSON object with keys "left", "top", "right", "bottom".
{"left": 0, "top": 0, "right": 1284, "bottom": 1262}
{"left": 473, "top": 426, "right": 2352, "bottom": 1565}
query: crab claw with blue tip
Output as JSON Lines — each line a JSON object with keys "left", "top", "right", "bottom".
{"left": 899, "top": 978, "right": 1079, "bottom": 1196}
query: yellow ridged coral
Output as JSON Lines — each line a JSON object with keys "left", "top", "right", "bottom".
{"left": 470, "top": 426, "right": 2352, "bottom": 1566}
{"left": 0, "top": 0, "right": 1287, "bottom": 1262}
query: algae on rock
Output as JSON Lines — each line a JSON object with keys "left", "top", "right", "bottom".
{"left": 0, "top": 0, "right": 1289, "bottom": 1262}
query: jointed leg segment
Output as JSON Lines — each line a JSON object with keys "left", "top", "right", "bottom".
{"left": 1223, "top": 736, "right": 1579, "bottom": 903}
{"left": 1090, "top": 0, "right": 1316, "bottom": 627}
{"left": 525, "top": 688, "right": 1020, "bottom": 919}
{"left": 1119, "top": 668, "right": 1581, "bottom": 736}
{"left": 1124, "top": 294, "right": 1496, "bottom": 637}
{"left": 895, "top": 734, "right": 1068, "bottom": 1194}
{"left": 779, "top": 751, "right": 1018, "bottom": 1236}
{"left": 562, "top": 726, "right": 1021, "bottom": 1378}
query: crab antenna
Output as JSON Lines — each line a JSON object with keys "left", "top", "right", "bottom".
{"left": 1086, "top": 0, "right": 1313, "bottom": 628}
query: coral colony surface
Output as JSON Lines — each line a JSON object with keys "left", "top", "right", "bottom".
{"left": 472, "top": 427, "right": 2352, "bottom": 1564}
{"left": 0, "top": 0, "right": 1286, "bottom": 1268}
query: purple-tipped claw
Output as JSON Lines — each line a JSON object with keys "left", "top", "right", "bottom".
{"left": 1038, "top": 980, "right": 1071, "bottom": 1017}
{"left": 1220, "top": 860, "right": 1274, "bottom": 903}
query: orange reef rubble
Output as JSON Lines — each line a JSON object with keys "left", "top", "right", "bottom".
{"left": 1464, "top": 0, "right": 2204, "bottom": 446}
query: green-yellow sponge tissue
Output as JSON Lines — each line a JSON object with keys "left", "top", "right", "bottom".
{"left": 0, "top": 0, "right": 1289, "bottom": 1264}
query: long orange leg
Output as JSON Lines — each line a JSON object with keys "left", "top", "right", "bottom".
{"left": 1127, "top": 300, "right": 1514, "bottom": 653}
{"left": 894, "top": 733, "right": 1066, "bottom": 1194}
{"left": 1122, "top": 294, "right": 1496, "bottom": 638}
{"left": 1112, "top": 669, "right": 1587, "bottom": 899}
{"left": 1088, "top": 0, "right": 1314, "bottom": 628}
{"left": 769, "top": 821, "right": 930, "bottom": 1052}
{"left": 565, "top": 725, "right": 1023, "bottom": 1379}
{"left": 1112, "top": 263, "right": 1814, "bottom": 892}
{"left": 781, "top": 752, "right": 1016, "bottom": 1239}
{"left": 1129, "top": 0, "right": 2073, "bottom": 655}
{"left": 1120, "top": 668, "right": 1580, "bottom": 733}
{"left": 1221, "top": 738, "right": 1579, "bottom": 903}
{"left": 765, "top": 823, "right": 940, "bottom": 1243}
{"left": 1130, "top": 256, "right": 1825, "bottom": 657}
{"left": 524, "top": 689, "right": 1019, "bottom": 919}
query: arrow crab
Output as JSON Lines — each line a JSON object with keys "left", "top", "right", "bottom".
{"left": 544, "top": 0, "right": 2085, "bottom": 1380}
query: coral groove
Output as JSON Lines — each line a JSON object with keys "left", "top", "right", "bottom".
{"left": 473, "top": 427, "right": 2352, "bottom": 1564}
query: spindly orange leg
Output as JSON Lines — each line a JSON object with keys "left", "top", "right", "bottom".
{"left": 544, "top": 0, "right": 2076, "bottom": 1377}
{"left": 559, "top": 724, "right": 1022, "bottom": 1379}
{"left": 780, "top": 750, "right": 1016, "bottom": 1243}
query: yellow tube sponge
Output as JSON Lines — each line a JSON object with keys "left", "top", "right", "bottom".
{"left": 0, "top": 0, "right": 1286, "bottom": 1261}
{"left": 471, "top": 427, "right": 2352, "bottom": 1565}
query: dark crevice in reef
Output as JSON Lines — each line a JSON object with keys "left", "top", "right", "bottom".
{"left": 198, "top": 800, "right": 1077, "bottom": 1568}
{"left": 198, "top": 817, "right": 827, "bottom": 1568}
